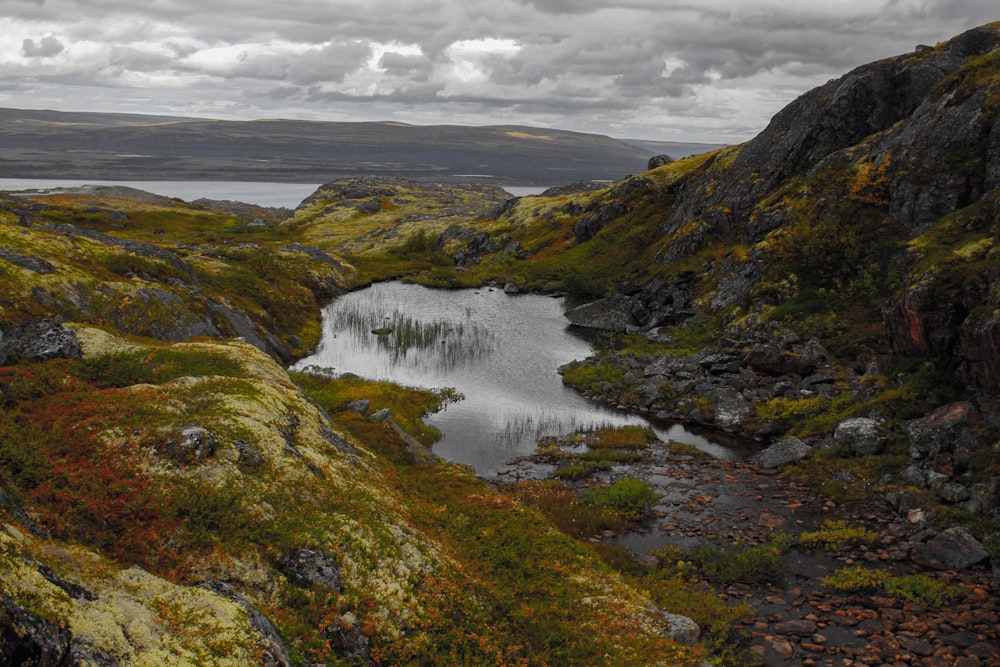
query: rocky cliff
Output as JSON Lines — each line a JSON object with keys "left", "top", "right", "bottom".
{"left": 446, "top": 24, "right": 1000, "bottom": 538}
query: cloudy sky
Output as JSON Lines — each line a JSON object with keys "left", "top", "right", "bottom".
{"left": 1, "top": 1, "right": 996, "bottom": 142}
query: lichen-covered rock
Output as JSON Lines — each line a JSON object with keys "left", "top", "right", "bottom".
{"left": 276, "top": 548, "right": 342, "bottom": 592}
{"left": 834, "top": 417, "right": 886, "bottom": 455}
{"left": 657, "top": 611, "right": 701, "bottom": 645}
{"left": 0, "top": 317, "right": 82, "bottom": 365}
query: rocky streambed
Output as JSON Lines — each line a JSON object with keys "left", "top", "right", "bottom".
{"left": 494, "top": 435, "right": 1000, "bottom": 666}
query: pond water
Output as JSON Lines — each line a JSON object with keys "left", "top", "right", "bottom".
{"left": 0, "top": 179, "right": 545, "bottom": 209}
{"left": 295, "top": 281, "right": 737, "bottom": 476}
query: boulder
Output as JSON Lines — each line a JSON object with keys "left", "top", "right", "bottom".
{"left": 911, "top": 526, "right": 990, "bottom": 570}
{"left": 647, "top": 154, "right": 674, "bottom": 170}
{"left": 343, "top": 399, "right": 371, "bottom": 414}
{"left": 749, "top": 437, "right": 813, "bottom": 469}
{"left": 564, "top": 294, "right": 641, "bottom": 331}
{"left": 277, "top": 548, "right": 342, "bottom": 592}
{"left": 657, "top": 611, "right": 700, "bottom": 645}
{"left": 161, "top": 426, "right": 215, "bottom": 463}
{"left": 0, "top": 317, "right": 82, "bottom": 365}
{"left": 711, "top": 389, "right": 751, "bottom": 432}
{"left": 903, "top": 402, "right": 979, "bottom": 461}
{"left": 369, "top": 408, "right": 393, "bottom": 422}
{"left": 834, "top": 417, "right": 885, "bottom": 455}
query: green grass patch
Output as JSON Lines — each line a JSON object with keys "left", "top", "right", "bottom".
{"left": 798, "top": 520, "right": 879, "bottom": 551}
{"left": 580, "top": 478, "right": 659, "bottom": 521}
{"left": 822, "top": 565, "right": 961, "bottom": 607}
{"left": 77, "top": 348, "right": 247, "bottom": 387}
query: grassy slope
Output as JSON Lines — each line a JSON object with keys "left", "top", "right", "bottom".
{"left": 0, "top": 190, "right": 705, "bottom": 665}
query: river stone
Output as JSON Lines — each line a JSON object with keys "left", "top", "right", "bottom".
{"left": 749, "top": 437, "right": 813, "bottom": 469}
{"left": 911, "top": 526, "right": 989, "bottom": 570}
{"left": 834, "top": 417, "right": 885, "bottom": 455}
{"left": 277, "top": 548, "right": 342, "bottom": 591}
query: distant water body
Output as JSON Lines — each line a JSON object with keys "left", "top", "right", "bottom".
{"left": 0, "top": 179, "right": 548, "bottom": 209}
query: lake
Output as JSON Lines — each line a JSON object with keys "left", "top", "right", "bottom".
{"left": 294, "top": 281, "right": 735, "bottom": 476}
{"left": 0, "top": 179, "right": 547, "bottom": 209}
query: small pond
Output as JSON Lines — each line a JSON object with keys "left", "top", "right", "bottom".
{"left": 295, "top": 281, "right": 738, "bottom": 476}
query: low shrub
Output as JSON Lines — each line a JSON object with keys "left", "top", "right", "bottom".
{"left": 580, "top": 478, "right": 659, "bottom": 520}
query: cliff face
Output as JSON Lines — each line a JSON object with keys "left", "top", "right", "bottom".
{"left": 491, "top": 23, "right": 1000, "bottom": 392}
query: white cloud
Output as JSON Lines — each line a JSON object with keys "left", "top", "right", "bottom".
{"left": 0, "top": 0, "right": 995, "bottom": 141}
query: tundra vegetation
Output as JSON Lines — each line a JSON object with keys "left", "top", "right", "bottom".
{"left": 3, "top": 22, "right": 1000, "bottom": 667}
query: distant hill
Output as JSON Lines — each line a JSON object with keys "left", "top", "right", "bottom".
{"left": 618, "top": 138, "right": 728, "bottom": 159}
{"left": 0, "top": 108, "right": 654, "bottom": 186}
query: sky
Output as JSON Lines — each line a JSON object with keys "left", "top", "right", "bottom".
{"left": 1, "top": 1, "right": 996, "bottom": 143}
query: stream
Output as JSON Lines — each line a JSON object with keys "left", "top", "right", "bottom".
{"left": 294, "top": 281, "right": 741, "bottom": 476}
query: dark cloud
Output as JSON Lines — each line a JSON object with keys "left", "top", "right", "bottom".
{"left": 21, "top": 35, "right": 64, "bottom": 58}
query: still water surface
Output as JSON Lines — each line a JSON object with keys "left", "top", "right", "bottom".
{"left": 0, "top": 179, "right": 546, "bottom": 209}
{"left": 295, "top": 281, "right": 733, "bottom": 476}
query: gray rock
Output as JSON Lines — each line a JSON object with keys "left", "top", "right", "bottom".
{"left": 911, "top": 526, "right": 990, "bottom": 570}
{"left": 901, "top": 465, "right": 927, "bottom": 488}
{"left": 938, "top": 482, "right": 972, "bottom": 503}
{"left": 277, "top": 548, "right": 342, "bottom": 592}
{"left": 573, "top": 202, "right": 629, "bottom": 243}
{"left": 711, "top": 390, "right": 751, "bottom": 432}
{"left": 834, "top": 417, "right": 885, "bottom": 455}
{"left": 0, "top": 317, "right": 82, "bottom": 365}
{"left": 343, "top": 399, "right": 371, "bottom": 414}
{"left": 160, "top": 426, "right": 215, "bottom": 463}
{"left": 564, "top": 294, "right": 641, "bottom": 331}
{"left": 503, "top": 282, "right": 521, "bottom": 295}
{"left": 233, "top": 440, "right": 263, "bottom": 467}
{"left": 369, "top": 408, "right": 393, "bottom": 422}
{"left": 647, "top": 154, "right": 674, "bottom": 170}
{"left": 904, "top": 402, "right": 979, "bottom": 460}
{"left": 657, "top": 611, "right": 700, "bottom": 645}
{"left": 886, "top": 489, "right": 921, "bottom": 514}
{"left": 0, "top": 596, "right": 72, "bottom": 666}
{"left": 0, "top": 250, "right": 55, "bottom": 274}
{"left": 749, "top": 437, "right": 813, "bottom": 469}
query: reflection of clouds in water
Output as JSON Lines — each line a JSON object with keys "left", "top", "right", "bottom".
{"left": 297, "top": 282, "right": 736, "bottom": 475}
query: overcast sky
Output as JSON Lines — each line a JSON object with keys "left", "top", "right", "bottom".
{"left": 1, "top": 1, "right": 996, "bottom": 142}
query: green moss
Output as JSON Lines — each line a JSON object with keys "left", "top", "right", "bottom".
{"left": 798, "top": 520, "right": 879, "bottom": 551}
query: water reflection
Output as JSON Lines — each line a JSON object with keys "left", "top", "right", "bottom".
{"left": 295, "top": 282, "right": 738, "bottom": 475}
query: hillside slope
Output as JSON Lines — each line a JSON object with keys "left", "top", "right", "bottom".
{"left": 0, "top": 109, "right": 653, "bottom": 185}
{"left": 434, "top": 24, "right": 1000, "bottom": 532}
{"left": 0, "top": 186, "right": 706, "bottom": 665}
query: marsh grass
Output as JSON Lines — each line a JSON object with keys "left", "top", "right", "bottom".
{"left": 329, "top": 297, "right": 495, "bottom": 370}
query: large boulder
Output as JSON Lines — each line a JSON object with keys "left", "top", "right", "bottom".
{"left": 0, "top": 318, "right": 81, "bottom": 365}
{"left": 749, "top": 437, "right": 813, "bottom": 469}
{"left": 277, "top": 548, "right": 342, "bottom": 592}
{"left": 911, "top": 527, "right": 990, "bottom": 570}
{"left": 564, "top": 294, "right": 642, "bottom": 331}
{"left": 903, "top": 401, "right": 980, "bottom": 461}
{"left": 834, "top": 417, "right": 885, "bottom": 455}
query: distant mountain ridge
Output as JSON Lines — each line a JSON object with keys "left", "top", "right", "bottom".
{"left": 0, "top": 108, "right": 677, "bottom": 186}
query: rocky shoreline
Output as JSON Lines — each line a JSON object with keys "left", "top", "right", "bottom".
{"left": 494, "top": 435, "right": 1000, "bottom": 666}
